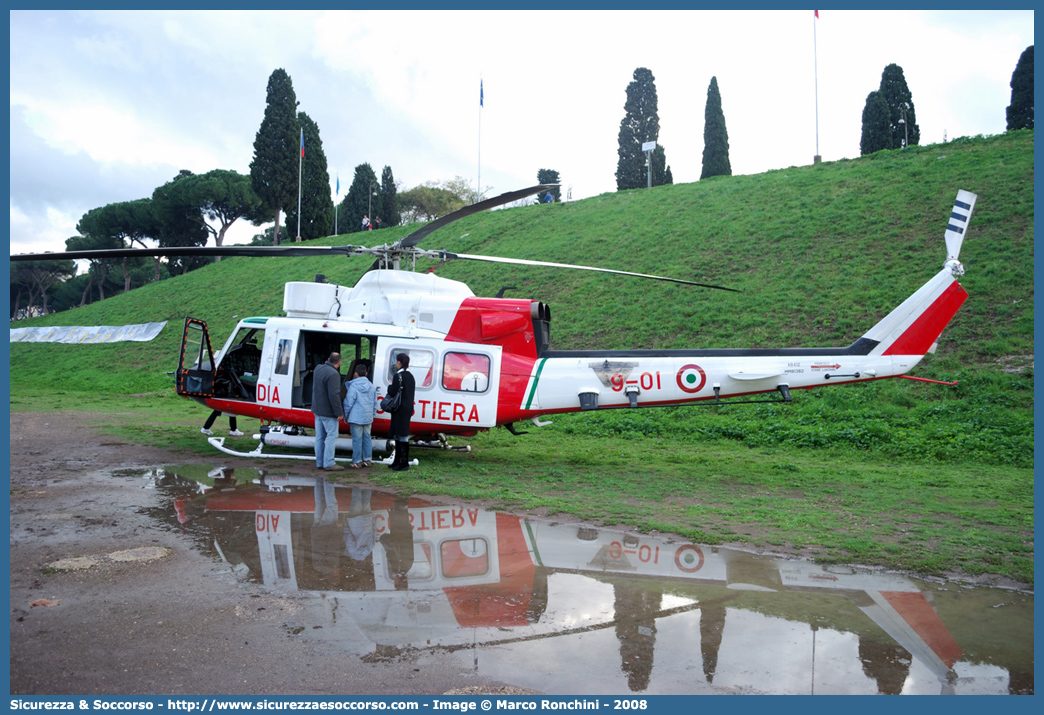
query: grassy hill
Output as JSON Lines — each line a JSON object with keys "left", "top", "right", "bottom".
{"left": 8, "top": 130, "right": 1034, "bottom": 583}
{"left": 11, "top": 131, "right": 1033, "bottom": 388}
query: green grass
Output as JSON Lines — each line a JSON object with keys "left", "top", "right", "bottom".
{"left": 9, "top": 131, "right": 1034, "bottom": 585}
{"left": 13, "top": 398, "right": 1032, "bottom": 585}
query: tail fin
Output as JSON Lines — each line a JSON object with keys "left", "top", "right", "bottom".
{"left": 862, "top": 191, "right": 976, "bottom": 358}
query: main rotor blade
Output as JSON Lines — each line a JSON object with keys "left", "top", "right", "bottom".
{"left": 14, "top": 185, "right": 554, "bottom": 266}
{"left": 396, "top": 184, "right": 554, "bottom": 249}
{"left": 10, "top": 244, "right": 365, "bottom": 262}
{"left": 439, "top": 251, "right": 740, "bottom": 292}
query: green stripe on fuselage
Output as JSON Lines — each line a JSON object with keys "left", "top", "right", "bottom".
{"left": 524, "top": 358, "right": 547, "bottom": 410}
{"left": 524, "top": 519, "right": 543, "bottom": 566}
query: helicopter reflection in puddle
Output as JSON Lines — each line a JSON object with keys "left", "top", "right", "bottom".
{"left": 139, "top": 465, "right": 1031, "bottom": 695}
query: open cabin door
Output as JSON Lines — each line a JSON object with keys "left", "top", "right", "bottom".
{"left": 177, "top": 317, "right": 216, "bottom": 397}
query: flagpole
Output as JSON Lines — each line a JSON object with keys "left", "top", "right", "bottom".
{"left": 334, "top": 173, "right": 339, "bottom": 236}
{"left": 813, "top": 10, "right": 821, "bottom": 164}
{"left": 477, "top": 77, "right": 483, "bottom": 202}
{"left": 296, "top": 127, "right": 303, "bottom": 241}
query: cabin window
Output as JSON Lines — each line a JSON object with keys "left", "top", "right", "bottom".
{"left": 442, "top": 352, "right": 491, "bottom": 393}
{"left": 386, "top": 348, "right": 435, "bottom": 389}
{"left": 440, "top": 538, "right": 490, "bottom": 578}
{"left": 405, "top": 543, "right": 433, "bottom": 580}
{"left": 216, "top": 326, "right": 264, "bottom": 400}
{"left": 274, "top": 339, "right": 293, "bottom": 376}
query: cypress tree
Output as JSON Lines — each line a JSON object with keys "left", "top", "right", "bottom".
{"left": 250, "top": 69, "right": 300, "bottom": 246}
{"left": 878, "top": 64, "right": 919, "bottom": 148}
{"left": 1006, "top": 45, "right": 1034, "bottom": 130}
{"left": 616, "top": 68, "right": 662, "bottom": 190}
{"left": 338, "top": 163, "right": 381, "bottom": 234}
{"left": 284, "top": 112, "right": 334, "bottom": 241}
{"left": 378, "top": 166, "right": 401, "bottom": 228}
{"left": 860, "top": 91, "right": 892, "bottom": 155}
{"left": 700, "top": 76, "right": 732, "bottom": 179}
{"left": 651, "top": 146, "right": 672, "bottom": 186}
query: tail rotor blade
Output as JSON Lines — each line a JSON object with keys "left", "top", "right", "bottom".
{"left": 945, "top": 190, "right": 977, "bottom": 263}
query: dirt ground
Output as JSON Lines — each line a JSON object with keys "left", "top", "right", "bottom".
{"left": 8, "top": 411, "right": 536, "bottom": 697}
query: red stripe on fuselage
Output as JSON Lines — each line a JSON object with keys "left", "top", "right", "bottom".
{"left": 201, "top": 398, "right": 479, "bottom": 438}
{"left": 444, "top": 513, "right": 536, "bottom": 627}
{"left": 883, "top": 281, "right": 967, "bottom": 356}
{"left": 495, "top": 352, "right": 540, "bottom": 424}
{"left": 880, "top": 591, "right": 963, "bottom": 668}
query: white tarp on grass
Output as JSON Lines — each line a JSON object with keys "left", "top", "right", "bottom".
{"left": 10, "top": 321, "right": 167, "bottom": 344}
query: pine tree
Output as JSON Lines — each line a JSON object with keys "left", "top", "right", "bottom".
{"left": 250, "top": 69, "right": 300, "bottom": 246}
{"left": 616, "top": 68, "right": 662, "bottom": 190}
{"left": 149, "top": 171, "right": 212, "bottom": 274}
{"left": 860, "top": 91, "right": 892, "bottom": 155}
{"left": 878, "top": 64, "right": 919, "bottom": 148}
{"left": 378, "top": 166, "right": 400, "bottom": 228}
{"left": 700, "top": 76, "right": 732, "bottom": 179}
{"left": 284, "top": 112, "right": 334, "bottom": 241}
{"left": 1006, "top": 45, "right": 1034, "bottom": 130}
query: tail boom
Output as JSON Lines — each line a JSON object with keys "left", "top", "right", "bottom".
{"left": 508, "top": 265, "right": 968, "bottom": 417}
{"left": 862, "top": 268, "right": 968, "bottom": 360}
{"left": 501, "top": 189, "right": 975, "bottom": 418}
{"left": 881, "top": 279, "right": 967, "bottom": 357}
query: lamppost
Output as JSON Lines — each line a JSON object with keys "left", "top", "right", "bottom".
{"left": 642, "top": 141, "right": 656, "bottom": 188}
{"left": 898, "top": 103, "right": 909, "bottom": 149}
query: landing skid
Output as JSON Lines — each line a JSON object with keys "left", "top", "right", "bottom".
{"left": 205, "top": 428, "right": 470, "bottom": 464}
{"left": 206, "top": 437, "right": 403, "bottom": 465}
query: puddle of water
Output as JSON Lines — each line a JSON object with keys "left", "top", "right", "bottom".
{"left": 122, "top": 465, "right": 1033, "bottom": 695}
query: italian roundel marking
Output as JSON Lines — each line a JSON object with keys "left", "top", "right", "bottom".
{"left": 674, "top": 544, "right": 705, "bottom": 573}
{"left": 676, "top": 364, "right": 706, "bottom": 393}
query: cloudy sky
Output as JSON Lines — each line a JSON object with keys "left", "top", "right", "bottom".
{"left": 8, "top": 9, "right": 1034, "bottom": 256}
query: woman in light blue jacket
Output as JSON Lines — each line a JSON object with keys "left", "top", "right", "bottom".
{"left": 342, "top": 364, "right": 377, "bottom": 468}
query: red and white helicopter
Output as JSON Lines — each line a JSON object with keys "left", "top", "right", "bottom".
{"left": 12, "top": 186, "right": 977, "bottom": 463}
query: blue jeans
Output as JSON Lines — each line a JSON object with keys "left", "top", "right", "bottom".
{"left": 314, "top": 415, "right": 340, "bottom": 468}
{"left": 350, "top": 423, "right": 372, "bottom": 464}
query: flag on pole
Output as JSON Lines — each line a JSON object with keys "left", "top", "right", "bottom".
{"left": 814, "top": 9, "right": 819, "bottom": 18}
{"left": 480, "top": 79, "right": 484, "bottom": 107}
{"left": 336, "top": 174, "right": 340, "bottom": 196}
{"left": 300, "top": 128, "right": 305, "bottom": 158}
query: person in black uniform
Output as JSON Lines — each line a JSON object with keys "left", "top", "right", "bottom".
{"left": 379, "top": 494, "right": 414, "bottom": 589}
{"left": 385, "top": 352, "right": 416, "bottom": 471}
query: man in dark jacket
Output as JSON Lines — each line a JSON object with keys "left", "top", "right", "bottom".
{"left": 385, "top": 352, "right": 416, "bottom": 471}
{"left": 312, "top": 352, "right": 345, "bottom": 471}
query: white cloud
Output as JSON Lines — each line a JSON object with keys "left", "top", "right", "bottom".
{"left": 8, "top": 9, "right": 1034, "bottom": 256}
